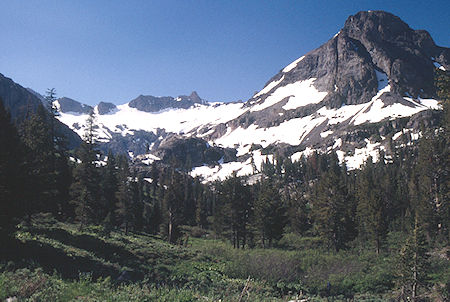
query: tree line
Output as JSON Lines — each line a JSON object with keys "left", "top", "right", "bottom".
{"left": 0, "top": 69, "right": 448, "bottom": 299}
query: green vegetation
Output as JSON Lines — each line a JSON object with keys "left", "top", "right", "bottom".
{"left": 0, "top": 214, "right": 448, "bottom": 301}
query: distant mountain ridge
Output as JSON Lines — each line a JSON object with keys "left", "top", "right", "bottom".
{"left": 1, "top": 11, "right": 448, "bottom": 182}
{"left": 129, "top": 91, "right": 206, "bottom": 113}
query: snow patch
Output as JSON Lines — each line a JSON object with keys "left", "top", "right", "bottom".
{"left": 254, "top": 75, "right": 285, "bottom": 98}
{"left": 291, "top": 147, "right": 315, "bottom": 162}
{"left": 215, "top": 115, "right": 327, "bottom": 149}
{"left": 137, "top": 154, "right": 161, "bottom": 165}
{"left": 320, "top": 130, "right": 333, "bottom": 138}
{"left": 282, "top": 56, "right": 305, "bottom": 73}
{"left": 332, "top": 138, "right": 342, "bottom": 149}
{"left": 251, "top": 78, "right": 327, "bottom": 112}
{"left": 344, "top": 140, "right": 382, "bottom": 170}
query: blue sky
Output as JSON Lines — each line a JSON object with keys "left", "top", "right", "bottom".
{"left": 1, "top": 0, "right": 449, "bottom": 105}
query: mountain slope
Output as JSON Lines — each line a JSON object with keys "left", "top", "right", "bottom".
{"left": 0, "top": 73, "right": 82, "bottom": 149}
{"left": 50, "top": 11, "right": 448, "bottom": 180}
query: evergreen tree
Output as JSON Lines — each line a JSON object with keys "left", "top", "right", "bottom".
{"left": 254, "top": 180, "right": 286, "bottom": 248}
{"left": 100, "top": 152, "right": 119, "bottom": 229}
{"left": 131, "top": 173, "right": 145, "bottom": 232}
{"left": 397, "top": 216, "right": 430, "bottom": 301}
{"left": 43, "top": 88, "right": 72, "bottom": 219}
{"left": 213, "top": 174, "right": 252, "bottom": 248}
{"left": 356, "top": 157, "right": 387, "bottom": 254}
{"left": 313, "top": 157, "right": 351, "bottom": 252}
{"left": 70, "top": 111, "right": 101, "bottom": 230}
{"left": 0, "top": 99, "right": 24, "bottom": 241}
{"left": 115, "top": 155, "right": 133, "bottom": 234}
{"left": 20, "top": 104, "right": 55, "bottom": 216}
{"left": 193, "top": 177, "right": 208, "bottom": 228}
{"left": 160, "top": 168, "right": 184, "bottom": 243}
{"left": 435, "top": 70, "right": 450, "bottom": 242}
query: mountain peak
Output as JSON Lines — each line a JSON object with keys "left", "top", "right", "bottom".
{"left": 129, "top": 91, "right": 207, "bottom": 112}
{"left": 344, "top": 10, "right": 410, "bottom": 30}
{"left": 189, "top": 91, "right": 201, "bottom": 103}
{"left": 57, "top": 97, "right": 93, "bottom": 114}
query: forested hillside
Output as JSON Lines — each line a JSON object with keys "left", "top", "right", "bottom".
{"left": 0, "top": 70, "right": 448, "bottom": 301}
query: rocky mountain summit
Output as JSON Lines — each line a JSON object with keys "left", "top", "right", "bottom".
{"left": 129, "top": 91, "right": 206, "bottom": 112}
{"left": 56, "top": 97, "right": 93, "bottom": 114}
{"left": 243, "top": 10, "right": 448, "bottom": 124}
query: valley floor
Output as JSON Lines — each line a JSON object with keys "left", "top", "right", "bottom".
{"left": 0, "top": 215, "right": 448, "bottom": 301}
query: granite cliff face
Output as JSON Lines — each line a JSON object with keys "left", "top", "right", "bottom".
{"left": 243, "top": 11, "right": 449, "bottom": 127}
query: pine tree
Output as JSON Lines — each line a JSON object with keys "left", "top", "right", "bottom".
{"left": 131, "top": 174, "right": 145, "bottom": 232}
{"left": 435, "top": 70, "right": 450, "bottom": 242}
{"left": 70, "top": 111, "right": 101, "bottom": 230}
{"left": 115, "top": 155, "right": 133, "bottom": 235}
{"left": 100, "top": 152, "right": 119, "bottom": 229}
{"left": 313, "top": 158, "right": 350, "bottom": 252}
{"left": 286, "top": 187, "right": 310, "bottom": 235}
{"left": 43, "top": 88, "right": 72, "bottom": 219}
{"left": 193, "top": 177, "right": 208, "bottom": 228}
{"left": 397, "top": 216, "right": 430, "bottom": 301}
{"left": 20, "top": 104, "right": 55, "bottom": 216}
{"left": 213, "top": 174, "right": 252, "bottom": 248}
{"left": 160, "top": 167, "right": 184, "bottom": 243}
{"left": 356, "top": 157, "right": 387, "bottom": 254}
{"left": 19, "top": 91, "right": 71, "bottom": 220}
{"left": 0, "top": 99, "right": 24, "bottom": 242}
{"left": 254, "top": 180, "right": 286, "bottom": 248}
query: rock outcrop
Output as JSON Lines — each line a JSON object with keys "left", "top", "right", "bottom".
{"left": 128, "top": 91, "right": 206, "bottom": 112}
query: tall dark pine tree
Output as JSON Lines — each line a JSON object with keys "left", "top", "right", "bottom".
{"left": 409, "top": 131, "right": 441, "bottom": 240}
{"left": 70, "top": 111, "right": 101, "bottom": 230}
{"left": 213, "top": 174, "right": 252, "bottom": 248}
{"left": 19, "top": 89, "right": 71, "bottom": 219}
{"left": 313, "top": 157, "right": 350, "bottom": 252}
{"left": 397, "top": 216, "right": 430, "bottom": 301}
{"left": 131, "top": 173, "right": 145, "bottom": 232}
{"left": 286, "top": 184, "right": 311, "bottom": 236}
{"left": 20, "top": 104, "right": 55, "bottom": 216}
{"left": 356, "top": 157, "right": 388, "bottom": 254}
{"left": 100, "top": 152, "right": 119, "bottom": 230}
{"left": 193, "top": 177, "right": 208, "bottom": 229}
{"left": 115, "top": 155, "right": 134, "bottom": 235}
{"left": 434, "top": 69, "right": 450, "bottom": 242}
{"left": 161, "top": 168, "right": 184, "bottom": 243}
{"left": 254, "top": 179, "right": 286, "bottom": 248}
{"left": 0, "top": 99, "right": 24, "bottom": 242}
{"left": 45, "top": 89, "right": 72, "bottom": 219}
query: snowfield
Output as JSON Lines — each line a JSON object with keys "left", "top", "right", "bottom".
{"left": 56, "top": 63, "right": 441, "bottom": 182}
{"left": 251, "top": 78, "right": 328, "bottom": 112}
{"left": 58, "top": 101, "right": 248, "bottom": 142}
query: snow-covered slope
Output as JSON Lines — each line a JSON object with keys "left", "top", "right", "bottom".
{"left": 54, "top": 11, "right": 448, "bottom": 182}
{"left": 58, "top": 100, "right": 249, "bottom": 142}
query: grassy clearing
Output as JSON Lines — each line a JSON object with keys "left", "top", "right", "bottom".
{"left": 0, "top": 215, "right": 448, "bottom": 301}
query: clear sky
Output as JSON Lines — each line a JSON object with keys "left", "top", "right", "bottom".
{"left": 1, "top": 0, "right": 449, "bottom": 105}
